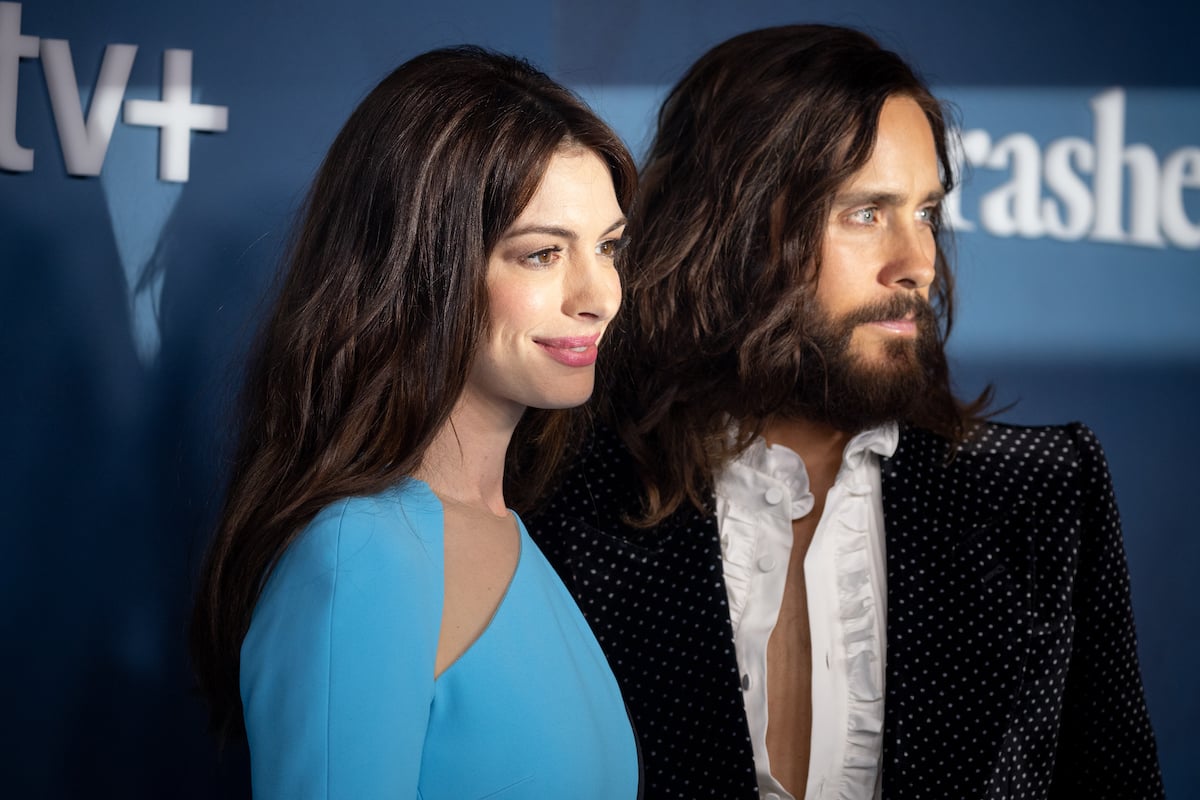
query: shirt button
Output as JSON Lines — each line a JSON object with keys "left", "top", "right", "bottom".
{"left": 764, "top": 486, "right": 784, "bottom": 505}
{"left": 757, "top": 555, "right": 777, "bottom": 572}
{"left": 741, "top": 673, "right": 752, "bottom": 690}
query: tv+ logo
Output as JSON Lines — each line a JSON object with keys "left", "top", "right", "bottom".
{"left": 0, "top": 1, "right": 227, "bottom": 182}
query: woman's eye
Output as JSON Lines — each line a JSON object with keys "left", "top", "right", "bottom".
{"left": 597, "top": 235, "right": 633, "bottom": 260}
{"left": 596, "top": 236, "right": 629, "bottom": 258}
{"left": 524, "top": 247, "right": 561, "bottom": 267}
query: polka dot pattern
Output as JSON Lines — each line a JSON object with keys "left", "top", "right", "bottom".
{"left": 529, "top": 422, "right": 1164, "bottom": 799}
{"left": 882, "top": 422, "right": 1163, "bottom": 799}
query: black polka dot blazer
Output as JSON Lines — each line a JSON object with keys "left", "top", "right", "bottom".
{"left": 529, "top": 421, "right": 1164, "bottom": 799}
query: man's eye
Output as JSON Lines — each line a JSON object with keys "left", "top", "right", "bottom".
{"left": 851, "top": 208, "right": 877, "bottom": 224}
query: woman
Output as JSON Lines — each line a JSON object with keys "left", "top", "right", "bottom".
{"left": 190, "top": 46, "right": 639, "bottom": 798}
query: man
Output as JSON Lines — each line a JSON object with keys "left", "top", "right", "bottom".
{"left": 528, "top": 24, "right": 1163, "bottom": 800}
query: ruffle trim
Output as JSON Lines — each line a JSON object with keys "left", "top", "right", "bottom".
{"left": 830, "top": 424, "right": 896, "bottom": 799}
{"left": 832, "top": 493, "right": 884, "bottom": 798}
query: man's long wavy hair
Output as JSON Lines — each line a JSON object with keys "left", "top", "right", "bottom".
{"left": 190, "top": 46, "right": 636, "bottom": 741}
{"left": 604, "top": 25, "right": 990, "bottom": 525}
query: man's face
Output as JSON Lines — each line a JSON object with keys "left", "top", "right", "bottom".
{"left": 793, "top": 95, "right": 946, "bottom": 432}
{"left": 814, "top": 94, "right": 943, "bottom": 362}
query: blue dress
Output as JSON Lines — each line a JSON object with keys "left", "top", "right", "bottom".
{"left": 240, "top": 479, "right": 639, "bottom": 799}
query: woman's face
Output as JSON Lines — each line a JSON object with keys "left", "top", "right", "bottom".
{"left": 464, "top": 147, "right": 625, "bottom": 422}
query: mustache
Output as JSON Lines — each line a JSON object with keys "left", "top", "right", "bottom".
{"left": 839, "top": 294, "right": 935, "bottom": 328}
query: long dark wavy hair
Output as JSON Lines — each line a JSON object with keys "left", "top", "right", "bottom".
{"left": 605, "top": 24, "right": 991, "bottom": 525}
{"left": 191, "top": 46, "right": 636, "bottom": 740}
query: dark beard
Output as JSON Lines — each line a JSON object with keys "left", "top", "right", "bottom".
{"left": 787, "top": 293, "right": 942, "bottom": 434}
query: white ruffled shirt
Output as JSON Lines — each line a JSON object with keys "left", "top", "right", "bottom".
{"left": 714, "top": 424, "right": 897, "bottom": 800}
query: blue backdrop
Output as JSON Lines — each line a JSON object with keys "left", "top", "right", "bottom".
{"left": 3, "top": 1, "right": 1196, "bottom": 796}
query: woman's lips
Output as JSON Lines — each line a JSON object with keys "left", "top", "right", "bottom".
{"left": 535, "top": 334, "right": 600, "bottom": 367}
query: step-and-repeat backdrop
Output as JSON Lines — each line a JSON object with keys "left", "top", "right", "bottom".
{"left": 3, "top": 1, "right": 1196, "bottom": 796}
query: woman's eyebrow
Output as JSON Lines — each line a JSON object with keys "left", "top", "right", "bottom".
{"left": 503, "top": 217, "right": 627, "bottom": 240}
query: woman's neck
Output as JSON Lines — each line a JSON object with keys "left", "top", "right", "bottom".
{"left": 414, "top": 389, "right": 522, "bottom": 517}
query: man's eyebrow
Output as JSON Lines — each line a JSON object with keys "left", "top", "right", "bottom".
{"left": 502, "top": 218, "right": 627, "bottom": 240}
{"left": 922, "top": 188, "right": 947, "bottom": 204}
{"left": 834, "top": 188, "right": 946, "bottom": 207}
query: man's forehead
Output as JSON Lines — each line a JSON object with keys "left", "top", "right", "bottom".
{"left": 828, "top": 98, "right": 942, "bottom": 201}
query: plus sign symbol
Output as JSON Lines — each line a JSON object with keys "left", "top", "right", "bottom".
{"left": 124, "top": 49, "right": 227, "bottom": 182}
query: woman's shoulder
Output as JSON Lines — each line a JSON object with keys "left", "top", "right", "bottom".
{"left": 245, "top": 479, "right": 446, "bottom": 670}
{"left": 241, "top": 480, "right": 446, "bottom": 783}
{"left": 271, "top": 479, "right": 445, "bottom": 589}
